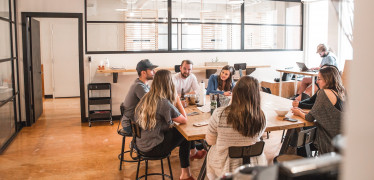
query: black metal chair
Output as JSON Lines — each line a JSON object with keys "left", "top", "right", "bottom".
{"left": 274, "top": 127, "right": 317, "bottom": 163}
{"left": 130, "top": 121, "right": 173, "bottom": 180}
{"left": 174, "top": 65, "right": 181, "bottom": 73}
{"left": 228, "top": 141, "right": 265, "bottom": 165}
{"left": 118, "top": 104, "right": 138, "bottom": 170}
{"left": 234, "top": 63, "right": 247, "bottom": 77}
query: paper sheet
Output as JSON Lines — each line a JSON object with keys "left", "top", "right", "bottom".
{"left": 197, "top": 103, "right": 211, "bottom": 113}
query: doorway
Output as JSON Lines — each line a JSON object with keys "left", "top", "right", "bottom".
{"left": 21, "top": 13, "right": 85, "bottom": 126}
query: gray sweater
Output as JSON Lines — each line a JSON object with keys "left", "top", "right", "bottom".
{"left": 305, "top": 90, "right": 343, "bottom": 154}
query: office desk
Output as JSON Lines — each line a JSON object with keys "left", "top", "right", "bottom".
{"left": 276, "top": 69, "right": 318, "bottom": 97}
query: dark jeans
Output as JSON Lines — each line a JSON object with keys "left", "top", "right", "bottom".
{"left": 142, "top": 127, "right": 191, "bottom": 168}
{"left": 190, "top": 141, "right": 204, "bottom": 150}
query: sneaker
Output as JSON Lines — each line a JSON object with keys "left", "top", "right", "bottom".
{"left": 289, "top": 94, "right": 300, "bottom": 100}
{"left": 190, "top": 149, "right": 207, "bottom": 161}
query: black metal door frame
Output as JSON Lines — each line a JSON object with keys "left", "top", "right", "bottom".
{"left": 21, "top": 12, "right": 85, "bottom": 125}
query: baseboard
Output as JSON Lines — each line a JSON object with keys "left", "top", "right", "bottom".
{"left": 44, "top": 95, "right": 53, "bottom": 99}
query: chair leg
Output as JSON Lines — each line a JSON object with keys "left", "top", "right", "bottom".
{"left": 145, "top": 160, "right": 148, "bottom": 180}
{"left": 281, "top": 130, "right": 286, "bottom": 143}
{"left": 136, "top": 159, "right": 140, "bottom": 180}
{"left": 167, "top": 157, "right": 173, "bottom": 180}
{"left": 160, "top": 159, "right": 165, "bottom": 180}
{"left": 119, "top": 136, "right": 126, "bottom": 170}
{"left": 267, "top": 132, "right": 270, "bottom": 139}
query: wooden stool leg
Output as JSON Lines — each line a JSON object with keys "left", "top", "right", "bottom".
{"left": 145, "top": 160, "right": 148, "bottom": 180}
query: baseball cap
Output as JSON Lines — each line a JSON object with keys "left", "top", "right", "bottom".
{"left": 136, "top": 59, "right": 158, "bottom": 73}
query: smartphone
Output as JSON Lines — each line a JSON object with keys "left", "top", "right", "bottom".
{"left": 283, "top": 117, "right": 298, "bottom": 122}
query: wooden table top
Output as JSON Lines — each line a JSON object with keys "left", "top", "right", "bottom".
{"left": 97, "top": 65, "right": 271, "bottom": 74}
{"left": 175, "top": 92, "right": 314, "bottom": 141}
{"left": 276, "top": 69, "right": 319, "bottom": 76}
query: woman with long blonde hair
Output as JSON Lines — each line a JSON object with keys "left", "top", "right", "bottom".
{"left": 206, "top": 76, "right": 267, "bottom": 179}
{"left": 135, "top": 69, "right": 195, "bottom": 180}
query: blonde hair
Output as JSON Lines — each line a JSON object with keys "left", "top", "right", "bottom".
{"left": 135, "top": 70, "right": 177, "bottom": 130}
{"left": 222, "top": 76, "right": 266, "bottom": 137}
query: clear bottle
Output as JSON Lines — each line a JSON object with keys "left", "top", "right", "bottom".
{"left": 180, "top": 88, "right": 187, "bottom": 108}
{"left": 210, "top": 94, "right": 217, "bottom": 115}
{"left": 105, "top": 58, "right": 110, "bottom": 69}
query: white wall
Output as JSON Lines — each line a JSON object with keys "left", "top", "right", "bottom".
{"left": 16, "top": 0, "right": 85, "bottom": 121}
{"left": 88, "top": 51, "right": 303, "bottom": 115}
{"left": 342, "top": 0, "right": 374, "bottom": 179}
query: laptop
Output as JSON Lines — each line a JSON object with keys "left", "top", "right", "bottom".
{"left": 296, "top": 62, "right": 317, "bottom": 72}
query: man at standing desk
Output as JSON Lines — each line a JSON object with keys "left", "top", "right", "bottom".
{"left": 292, "top": 44, "right": 338, "bottom": 101}
{"left": 120, "top": 59, "right": 158, "bottom": 134}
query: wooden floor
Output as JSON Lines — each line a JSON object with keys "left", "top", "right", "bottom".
{"left": 0, "top": 98, "right": 283, "bottom": 179}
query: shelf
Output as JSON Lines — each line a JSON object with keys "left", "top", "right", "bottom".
{"left": 89, "top": 110, "right": 112, "bottom": 119}
{"left": 88, "top": 97, "right": 111, "bottom": 105}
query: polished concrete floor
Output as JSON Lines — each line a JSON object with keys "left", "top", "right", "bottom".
{"left": 0, "top": 98, "right": 283, "bottom": 179}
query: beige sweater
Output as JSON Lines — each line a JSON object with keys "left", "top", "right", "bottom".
{"left": 206, "top": 107, "right": 267, "bottom": 180}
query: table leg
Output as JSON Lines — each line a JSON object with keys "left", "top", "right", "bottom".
{"left": 197, "top": 140, "right": 209, "bottom": 180}
{"left": 279, "top": 129, "right": 293, "bottom": 155}
{"left": 311, "top": 76, "right": 315, "bottom": 96}
{"left": 294, "top": 75, "right": 298, "bottom": 95}
{"left": 279, "top": 72, "right": 283, "bottom": 97}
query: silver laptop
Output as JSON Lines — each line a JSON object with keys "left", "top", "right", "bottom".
{"left": 296, "top": 62, "right": 317, "bottom": 72}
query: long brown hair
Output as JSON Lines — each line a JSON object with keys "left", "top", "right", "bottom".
{"left": 222, "top": 76, "right": 266, "bottom": 137}
{"left": 135, "top": 70, "right": 177, "bottom": 130}
{"left": 319, "top": 66, "right": 346, "bottom": 100}
{"left": 218, "top": 65, "right": 235, "bottom": 91}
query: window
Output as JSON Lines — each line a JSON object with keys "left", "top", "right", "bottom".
{"left": 85, "top": 0, "right": 303, "bottom": 53}
{"left": 0, "top": 0, "right": 20, "bottom": 153}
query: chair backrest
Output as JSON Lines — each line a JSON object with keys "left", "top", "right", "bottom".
{"left": 295, "top": 127, "right": 317, "bottom": 148}
{"left": 229, "top": 141, "right": 265, "bottom": 164}
{"left": 175, "top": 65, "right": 181, "bottom": 73}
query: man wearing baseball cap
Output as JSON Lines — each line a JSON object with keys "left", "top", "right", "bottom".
{"left": 120, "top": 59, "right": 158, "bottom": 134}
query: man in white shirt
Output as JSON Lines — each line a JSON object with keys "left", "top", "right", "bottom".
{"left": 173, "top": 60, "right": 207, "bottom": 160}
{"left": 173, "top": 60, "right": 200, "bottom": 95}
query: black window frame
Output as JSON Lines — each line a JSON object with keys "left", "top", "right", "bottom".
{"left": 0, "top": 0, "right": 21, "bottom": 154}
{"left": 84, "top": 0, "right": 303, "bottom": 54}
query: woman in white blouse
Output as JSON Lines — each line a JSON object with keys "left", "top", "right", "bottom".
{"left": 205, "top": 76, "right": 268, "bottom": 179}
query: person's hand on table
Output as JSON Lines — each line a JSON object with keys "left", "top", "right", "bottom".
{"left": 223, "top": 91, "right": 232, "bottom": 96}
{"left": 291, "top": 107, "right": 304, "bottom": 117}
{"left": 292, "top": 100, "right": 299, "bottom": 107}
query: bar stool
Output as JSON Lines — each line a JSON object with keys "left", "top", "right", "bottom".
{"left": 118, "top": 104, "right": 138, "bottom": 170}
{"left": 130, "top": 121, "right": 173, "bottom": 180}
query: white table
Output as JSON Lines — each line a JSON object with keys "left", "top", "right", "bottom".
{"left": 276, "top": 69, "right": 319, "bottom": 97}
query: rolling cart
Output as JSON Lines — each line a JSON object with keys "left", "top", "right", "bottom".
{"left": 88, "top": 83, "right": 113, "bottom": 127}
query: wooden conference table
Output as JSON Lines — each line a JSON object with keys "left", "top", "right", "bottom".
{"left": 276, "top": 69, "right": 319, "bottom": 97}
{"left": 175, "top": 92, "right": 314, "bottom": 180}
{"left": 176, "top": 92, "right": 313, "bottom": 141}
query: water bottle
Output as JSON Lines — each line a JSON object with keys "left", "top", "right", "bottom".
{"left": 105, "top": 58, "right": 110, "bottom": 70}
